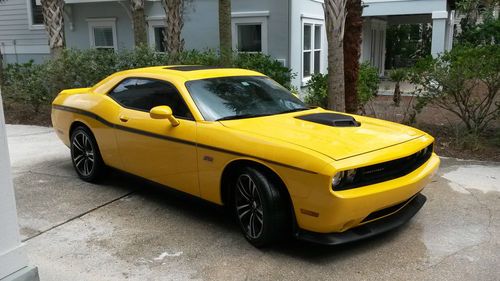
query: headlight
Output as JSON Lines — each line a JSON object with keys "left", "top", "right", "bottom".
{"left": 331, "top": 169, "right": 357, "bottom": 189}
{"left": 331, "top": 171, "right": 345, "bottom": 187}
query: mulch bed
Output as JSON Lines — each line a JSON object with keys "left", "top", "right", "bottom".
{"left": 366, "top": 95, "right": 500, "bottom": 162}
{"left": 3, "top": 102, "right": 52, "bottom": 127}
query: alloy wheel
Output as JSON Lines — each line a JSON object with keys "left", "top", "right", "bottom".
{"left": 235, "top": 174, "right": 264, "bottom": 239}
{"left": 72, "top": 131, "right": 95, "bottom": 177}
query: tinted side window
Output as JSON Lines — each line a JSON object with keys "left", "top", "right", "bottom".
{"left": 108, "top": 78, "right": 193, "bottom": 119}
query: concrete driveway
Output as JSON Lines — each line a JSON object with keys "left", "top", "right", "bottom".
{"left": 7, "top": 124, "right": 500, "bottom": 281}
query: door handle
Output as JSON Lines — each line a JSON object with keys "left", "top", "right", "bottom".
{"left": 119, "top": 115, "right": 129, "bottom": 122}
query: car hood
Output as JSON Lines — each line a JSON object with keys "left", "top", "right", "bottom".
{"left": 219, "top": 109, "right": 425, "bottom": 161}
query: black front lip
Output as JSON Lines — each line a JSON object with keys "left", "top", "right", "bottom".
{"left": 295, "top": 193, "right": 427, "bottom": 245}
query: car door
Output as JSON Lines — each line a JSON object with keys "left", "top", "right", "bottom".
{"left": 108, "top": 78, "right": 199, "bottom": 196}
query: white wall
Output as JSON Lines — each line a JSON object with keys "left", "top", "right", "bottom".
{"left": 362, "top": 0, "right": 447, "bottom": 17}
{"left": 0, "top": 0, "right": 50, "bottom": 63}
{"left": 290, "top": 0, "right": 328, "bottom": 91}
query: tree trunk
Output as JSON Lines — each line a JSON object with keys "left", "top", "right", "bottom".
{"left": 161, "top": 0, "right": 185, "bottom": 55}
{"left": 41, "top": 0, "right": 65, "bottom": 58}
{"left": 324, "top": 0, "right": 347, "bottom": 112}
{"left": 0, "top": 49, "right": 3, "bottom": 88}
{"left": 219, "top": 0, "right": 232, "bottom": 66}
{"left": 393, "top": 82, "right": 401, "bottom": 106}
{"left": 343, "top": 0, "right": 363, "bottom": 113}
{"left": 130, "top": 0, "right": 148, "bottom": 47}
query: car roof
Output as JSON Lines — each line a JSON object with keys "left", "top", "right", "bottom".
{"left": 115, "top": 66, "right": 265, "bottom": 81}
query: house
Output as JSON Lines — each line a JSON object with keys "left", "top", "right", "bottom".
{"left": 1, "top": 0, "right": 455, "bottom": 90}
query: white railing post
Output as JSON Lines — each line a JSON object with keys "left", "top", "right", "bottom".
{"left": 0, "top": 93, "right": 39, "bottom": 280}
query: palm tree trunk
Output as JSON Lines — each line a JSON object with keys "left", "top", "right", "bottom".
{"left": 219, "top": 0, "right": 232, "bottom": 66}
{"left": 343, "top": 0, "right": 363, "bottom": 113}
{"left": 0, "top": 50, "right": 4, "bottom": 88}
{"left": 161, "top": 0, "right": 185, "bottom": 55}
{"left": 41, "top": 0, "right": 65, "bottom": 58}
{"left": 393, "top": 82, "right": 401, "bottom": 106}
{"left": 130, "top": 0, "right": 148, "bottom": 47}
{"left": 324, "top": 0, "right": 347, "bottom": 112}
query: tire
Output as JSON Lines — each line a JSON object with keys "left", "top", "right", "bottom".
{"left": 70, "top": 126, "right": 105, "bottom": 182}
{"left": 233, "top": 167, "right": 289, "bottom": 247}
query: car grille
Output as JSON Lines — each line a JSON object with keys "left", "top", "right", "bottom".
{"left": 334, "top": 143, "right": 433, "bottom": 191}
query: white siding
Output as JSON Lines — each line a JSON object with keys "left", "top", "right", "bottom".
{"left": 0, "top": 0, "right": 49, "bottom": 63}
{"left": 290, "top": 0, "right": 328, "bottom": 91}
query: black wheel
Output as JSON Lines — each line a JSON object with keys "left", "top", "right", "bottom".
{"left": 233, "top": 167, "right": 289, "bottom": 247}
{"left": 70, "top": 126, "right": 105, "bottom": 182}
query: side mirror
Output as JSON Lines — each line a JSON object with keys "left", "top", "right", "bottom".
{"left": 150, "top": 106, "right": 180, "bottom": 127}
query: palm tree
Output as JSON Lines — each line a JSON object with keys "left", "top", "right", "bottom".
{"left": 324, "top": 0, "right": 348, "bottom": 111}
{"left": 343, "top": 0, "right": 363, "bottom": 113}
{"left": 389, "top": 68, "right": 407, "bottom": 106}
{"left": 40, "top": 0, "right": 65, "bottom": 57}
{"left": 0, "top": 0, "right": 5, "bottom": 86}
{"left": 218, "top": 0, "right": 232, "bottom": 66}
{"left": 130, "top": 0, "right": 148, "bottom": 46}
{"left": 0, "top": 51, "right": 4, "bottom": 87}
{"left": 161, "top": 0, "right": 185, "bottom": 55}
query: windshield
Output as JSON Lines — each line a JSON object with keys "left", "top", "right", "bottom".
{"left": 185, "top": 76, "right": 308, "bottom": 121}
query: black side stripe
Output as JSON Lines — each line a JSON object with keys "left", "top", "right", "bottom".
{"left": 52, "top": 104, "right": 317, "bottom": 174}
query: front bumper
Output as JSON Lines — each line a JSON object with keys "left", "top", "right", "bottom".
{"left": 292, "top": 152, "right": 439, "bottom": 233}
{"left": 295, "top": 193, "right": 426, "bottom": 245}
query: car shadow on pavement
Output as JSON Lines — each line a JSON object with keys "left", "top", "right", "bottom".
{"left": 103, "top": 168, "right": 404, "bottom": 262}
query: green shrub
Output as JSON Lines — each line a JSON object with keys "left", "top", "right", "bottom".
{"left": 3, "top": 61, "right": 49, "bottom": 112}
{"left": 455, "top": 5, "right": 500, "bottom": 46}
{"left": 357, "top": 62, "right": 380, "bottom": 108}
{"left": 408, "top": 45, "right": 500, "bottom": 134}
{"left": 1, "top": 47, "right": 295, "bottom": 111}
{"left": 173, "top": 49, "right": 221, "bottom": 66}
{"left": 304, "top": 73, "right": 328, "bottom": 108}
{"left": 116, "top": 45, "right": 168, "bottom": 69}
{"left": 44, "top": 48, "right": 119, "bottom": 96}
{"left": 232, "top": 53, "right": 295, "bottom": 88}
{"left": 304, "top": 62, "right": 380, "bottom": 110}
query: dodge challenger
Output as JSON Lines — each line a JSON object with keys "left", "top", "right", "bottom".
{"left": 51, "top": 66, "right": 440, "bottom": 247}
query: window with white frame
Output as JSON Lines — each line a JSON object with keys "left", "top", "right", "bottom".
{"left": 146, "top": 18, "right": 166, "bottom": 52}
{"left": 302, "top": 22, "right": 322, "bottom": 80}
{"left": 87, "top": 18, "right": 117, "bottom": 50}
{"left": 153, "top": 27, "right": 167, "bottom": 52}
{"left": 232, "top": 16, "right": 268, "bottom": 54}
{"left": 27, "top": 0, "right": 44, "bottom": 28}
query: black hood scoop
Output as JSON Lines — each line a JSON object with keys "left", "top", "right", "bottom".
{"left": 295, "top": 113, "right": 360, "bottom": 127}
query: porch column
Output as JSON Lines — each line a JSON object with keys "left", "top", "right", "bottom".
{"left": 0, "top": 93, "right": 39, "bottom": 281}
{"left": 431, "top": 10, "right": 449, "bottom": 57}
{"left": 445, "top": 10, "right": 455, "bottom": 51}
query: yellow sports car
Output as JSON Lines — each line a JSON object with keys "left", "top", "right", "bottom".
{"left": 52, "top": 66, "right": 440, "bottom": 247}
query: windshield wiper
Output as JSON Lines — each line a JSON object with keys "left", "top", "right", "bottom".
{"left": 217, "top": 108, "right": 310, "bottom": 121}
{"left": 216, "top": 113, "right": 272, "bottom": 121}
{"left": 276, "top": 108, "right": 310, "bottom": 114}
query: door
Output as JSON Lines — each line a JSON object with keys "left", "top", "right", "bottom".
{"left": 108, "top": 78, "right": 199, "bottom": 196}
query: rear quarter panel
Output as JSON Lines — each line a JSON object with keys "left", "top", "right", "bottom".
{"left": 51, "top": 88, "right": 123, "bottom": 169}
